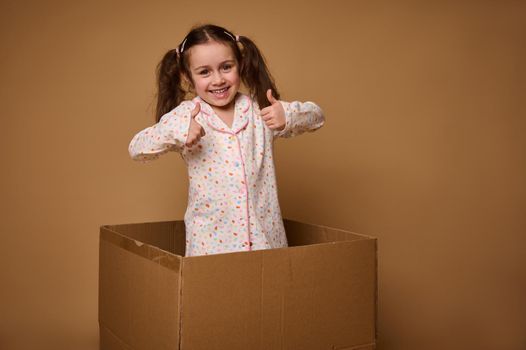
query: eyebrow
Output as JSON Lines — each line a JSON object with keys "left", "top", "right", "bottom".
{"left": 193, "top": 60, "right": 236, "bottom": 71}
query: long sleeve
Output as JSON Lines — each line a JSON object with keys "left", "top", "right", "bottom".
{"left": 128, "top": 101, "right": 194, "bottom": 162}
{"left": 273, "top": 100, "right": 325, "bottom": 138}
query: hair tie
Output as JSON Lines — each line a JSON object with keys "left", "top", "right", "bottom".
{"left": 235, "top": 35, "right": 240, "bottom": 42}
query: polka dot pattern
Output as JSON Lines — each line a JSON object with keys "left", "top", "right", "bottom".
{"left": 129, "top": 92, "right": 324, "bottom": 256}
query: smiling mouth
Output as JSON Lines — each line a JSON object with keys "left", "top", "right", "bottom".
{"left": 210, "top": 87, "right": 229, "bottom": 94}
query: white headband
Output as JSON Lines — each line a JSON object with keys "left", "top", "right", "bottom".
{"left": 176, "top": 32, "right": 239, "bottom": 56}
{"left": 223, "top": 31, "right": 240, "bottom": 42}
{"left": 176, "top": 37, "right": 188, "bottom": 56}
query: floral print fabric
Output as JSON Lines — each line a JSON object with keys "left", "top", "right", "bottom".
{"left": 129, "top": 92, "right": 324, "bottom": 256}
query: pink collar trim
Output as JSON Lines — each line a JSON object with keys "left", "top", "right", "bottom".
{"left": 193, "top": 93, "right": 251, "bottom": 135}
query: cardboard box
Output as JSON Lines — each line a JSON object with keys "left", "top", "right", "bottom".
{"left": 98, "top": 219, "right": 377, "bottom": 350}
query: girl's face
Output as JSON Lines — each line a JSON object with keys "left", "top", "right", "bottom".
{"left": 186, "top": 41, "right": 241, "bottom": 111}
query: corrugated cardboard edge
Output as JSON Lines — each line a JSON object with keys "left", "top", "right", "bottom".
{"left": 374, "top": 238, "right": 379, "bottom": 347}
{"left": 283, "top": 217, "right": 377, "bottom": 240}
{"left": 332, "top": 342, "right": 376, "bottom": 349}
{"left": 178, "top": 258, "right": 185, "bottom": 350}
{"left": 100, "top": 224, "right": 181, "bottom": 271}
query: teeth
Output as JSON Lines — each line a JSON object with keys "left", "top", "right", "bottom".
{"left": 211, "top": 87, "right": 228, "bottom": 93}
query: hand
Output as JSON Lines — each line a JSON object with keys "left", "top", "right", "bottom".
{"left": 260, "top": 89, "right": 285, "bottom": 131}
{"left": 185, "top": 102, "right": 206, "bottom": 147}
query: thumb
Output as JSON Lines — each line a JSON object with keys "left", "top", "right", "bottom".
{"left": 266, "top": 89, "right": 278, "bottom": 105}
{"left": 191, "top": 102, "right": 201, "bottom": 118}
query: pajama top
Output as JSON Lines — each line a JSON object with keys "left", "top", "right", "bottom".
{"left": 128, "top": 92, "right": 324, "bottom": 256}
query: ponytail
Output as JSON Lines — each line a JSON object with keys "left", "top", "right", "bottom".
{"left": 154, "top": 49, "right": 186, "bottom": 123}
{"left": 238, "top": 36, "right": 280, "bottom": 110}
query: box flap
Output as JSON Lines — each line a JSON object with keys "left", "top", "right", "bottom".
{"left": 179, "top": 239, "right": 376, "bottom": 350}
{"left": 102, "top": 219, "right": 186, "bottom": 256}
{"left": 284, "top": 218, "right": 373, "bottom": 246}
{"left": 99, "top": 225, "right": 183, "bottom": 350}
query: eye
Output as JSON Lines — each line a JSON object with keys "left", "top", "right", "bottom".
{"left": 198, "top": 69, "right": 209, "bottom": 75}
{"left": 222, "top": 64, "right": 233, "bottom": 71}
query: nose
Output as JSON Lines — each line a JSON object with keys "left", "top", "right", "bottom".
{"left": 212, "top": 71, "right": 225, "bottom": 85}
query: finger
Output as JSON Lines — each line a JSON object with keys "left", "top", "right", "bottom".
{"left": 191, "top": 102, "right": 201, "bottom": 118}
{"left": 186, "top": 132, "right": 199, "bottom": 147}
{"left": 260, "top": 106, "right": 271, "bottom": 116}
{"left": 264, "top": 120, "right": 273, "bottom": 128}
{"left": 188, "top": 134, "right": 197, "bottom": 146}
{"left": 262, "top": 114, "right": 272, "bottom": 121}
{"left": 266, "top": 89, "right": 277, "bottom": 105}
{"left": 194, "top": 121, "right": 205, "bottom": 136}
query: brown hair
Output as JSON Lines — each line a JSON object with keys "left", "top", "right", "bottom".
{"left": 154, "top": 24, "right": 280, "bottom": 122}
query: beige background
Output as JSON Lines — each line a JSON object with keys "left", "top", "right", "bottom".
{"left": 1, "top": 0, "right": 525, "bottom": 349}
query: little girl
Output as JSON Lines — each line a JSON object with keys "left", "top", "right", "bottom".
{"left": 129, "top": 24, "right": 324, "bottom": 257}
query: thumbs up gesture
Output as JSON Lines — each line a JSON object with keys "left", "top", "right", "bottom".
{"left": 185, "top": 102, "right": 206, "bottom": 147}
{"left": 260, "top": 89, "right": 286, "bottom": 131}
